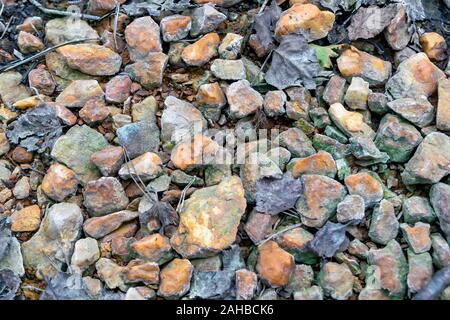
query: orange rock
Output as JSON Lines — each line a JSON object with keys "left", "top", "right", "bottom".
{"left": 17, "top": 31, "right": 44, "bottom": 53}
{"left": 400, "top": 222, "right": 431, "bottom": 254}
{"left": 91, "top": 146, "right": 124, "bottom": 177}
{"left": 10, "top": 205, "right": 41, "bottom": 232}
{"left": 275, "top": 4, "right": 335, "bottom": 41}
{"left": 158, "top": 258, "right": 194, "bottom": 298}
{"left": 160, "top": 15, "right": 192, "bottom": 42}
{"left": 79, "top": 99, "right": 110, "bottom": 124}
{"left": 83, "top": 210, "right": 139, "bottom": 239}
{"left": 125, "top": 16, "right": 162, "bottom": 62}
{"left": 41, "top": 163, "right": 79, "bottom": 202}
{"left": 28, "top": 68, "right": 55, "bottom": 95}
{"left": 131, "top": 233, "right": 173, "bottom": 264}
{"left": 257, "top": 240, "right": 295, "bottom": 287}
{"left": 196, "top": 82, "right": 226, "bottom": 108}
{"left": 291, "top": 151, "right": 336, "bottom": 178}
{"left": 181, "top": 33, "right": 220, "bottom": 66}
{"left": 193, "top": 0, "right": 242, "bottom": 6}
{"left": 275, "top": 227, "right": 313, "bottom": 252}
{"left": 170, "top": 135, "right": 220, "bottom": 170}
{"left": 345, "top": 172, "right": 383, "bottom": 207}
{"left": 236, "top": 269, "right": 257, "bottom": 300}
{"left": 123, "top": 259, "right": 160, "bottom": 285}
{"left": 420, "top": 32, "right": 448, "bottom": 62}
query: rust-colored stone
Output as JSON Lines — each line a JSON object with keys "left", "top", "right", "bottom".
{"left": 257, "top": 240, "right": 295, "bottom": 287}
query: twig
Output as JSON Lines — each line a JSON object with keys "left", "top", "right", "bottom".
{"left": 113, "top": 2, "right": 120, "bottom": 51}
{"left": 258, "top": 0, "right": 270, "bottom": 14}
{"left": 29, "top": 0, "right": 107, "bottom": 21}
{"left": 0, "top": 14, "right": 13, "bottom": 40}
{"left": 0, "top": 37, "right": 99, "bottom": 72}
{"left": 176, "top": 177, "right": 196, "bottom": 213}
{"left": 252, "top": 49, "right": 273, "bottom": 86}
{"left": 0, "top": 0, "right": 4, "bottom": 19}
{"left": 258, "top": 223, "right": 303, "bottom": 246}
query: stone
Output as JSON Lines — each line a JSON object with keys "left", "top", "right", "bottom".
{"left": 275, "top": 227, "right": 315, "bottom": 264}
{"left": 11, "top": 147, "right": 32, "bottom": 164}
{"left": 257, "top": 240, "right": 295, "bottom": 288}
{"left": 296, "top": 174, "right": 346, "bottom": 227}
{"left": 291, "top": 151, "right": 336, "bottom": 178}
{"left": 124, "top": 52, "right": 168, "bottom": 89}
{"left": 369, "top": 199, "right": 399, "bottom": 245}
{"left": 18, "top": 31, "right": 44, "bottom": 53}
{"left": 312, "top": 134, "right": 350, "bottom": 160}
{"left": 323, "top": 75, "right": 346, "bottom": 105}
{"left": 436, "top": 79, "right": 450, "bottom": 131}
{"left": 211, "top": 59, "right": 246, "bottom": 80}
{"left": 171, "top": 135, "right": 219, "bottom": 171}
{"left": 125, "top": 16, "right": 162, "bottom": 62}
{"left": 119, "top": 152, "right": 162, "bottom": 182}
{"left": 285, "top": 264, "right": 314, "bottom": 294}
{"left": 318, "top": 262, "right": 353, "bottom": 300}
{"left": 51, "top": 125, "right": 109, "bottom": 184}
{"left": 226, "top": 79, "right": 263, "bottom": 119}
{"left": 402, "top": 196, "right": 435, "bottom": 224}
{"left": 181, "top": 33, "right": 220, "bottom": 66}
{"left": 244, "top": 211, "right": 276, "bottom": 244}
{"left": 344, "top": 77, "right": 370, "bottom": 110}
{"left": 400, "top": 222, "right": 431, "bottom": 254}
{"left": 87, "top": 0, "right": 127, "bottom": 15}
{"left": 191, "top": 256, "right": 222, "bottom": 272}
{"left": 310, "top": 107, "right": 331, "bottom": 129}
{"left": 0, "top": 236, "right": 24, "bottom": 276}
{"left": 349, "top": 136, "right": 390, "bottom": 166}
{"left": 386, "top": 53, "right": 446, "bottom": 99}
{"left": 12, "top": 176, "right": 30, "bottom": 200}
{"left": 0, "top": 71, "right": 31, "bottom": 107}
{"left": 10, "top": 205, "right": 41, "bottom": 232}
{"left": 83, "top": 177, "right": 129, "bottom": 217}
{"left": 294, "top": 286, "right": 324, "bottom": 300}
{"left": 189, "top": 270, "right": 235, "bottom": 299}
{"left": 374, "top": 114, "right": 423, "bottom": 163}
{"left": 235, "top": 269, "right": 257, "bottom": 300}
{"left": 45, "top": 17, "right": 98, "bottom": 46}
{"left": 116, "top": 121, "right": 160, "bottom": 159}
{"left": 57, "top": 44, "right": 121, "bottom": 76}
{"left": 158, "top": 258, "right": 194, "bottom": 299}
{"left": 277, "top": 128, "right": 315, "bottom": 158}
{"left": 407, "top": 250, "right": 433, "bottom": 294}
{"left": 430, "top": 183, "right": 450, "bottom": 238}
{"left": 105, "top": 75, "right": 132, "bottom": 103}
{"left": 0, "top": 131, "right": 10, "bottom": 157}
{"left": 171, "top": 170, "right": 204, "bottom": 187}
{"left": 348, "top": 239, "right": 369, "bottom": 260}
{"left": 266, "top": 147, "right": 291, "bottom": 170}
{"left": 384, "top": 5, "right": 411, "bottom": 50}
{"left": 41, "top": 163, "right": 79, "bottom": 201}
{"left": 160, "top": 15, "right": 192, "bottom": 42}
{"left": 131, "top": 233, "right": 173, "bottom": 264}
{"left": 170, "top": 176, "right": 246, "bottom": 258}
{"left": 190, "top": 4, "right": 226, "bottom": 37}
{"left": 71, "top": 238, "right": 100, "bottom": 272}
{"left": 49, "top": 103, "right": 77, "bottom": 125}
{"left": 420, "top": 32, "right": 448, "bottom": 62}
{"left": 345, "top": 172, "right": 383, "bottom": 207}
{"left": 131, "top": 96, "right": 158, "bottom": 123}
{"left": 402, "top": 133, "right": 450, "bottom": 185}
{"left": 193, "top": 0, "right": 243, "bottom": 6}
{"left": 430, "top": 233, "right": 450, "bottom": 269}
{"left": 387, "top": 97, "right": 435, "bottom": 128}
{"left": 275, "top": 4, "right": 335, "bottom": 41}
{"left": 123, "top": 259, "right": 159, "bottom": 285}
{"left": 17, "top": 16, "right": 43, "bottom": 34}
{"left": 337, "top": 47, "right": 392, "bottom": 85}
{"left": 263, "top": 90, "right": 286, "bottom": 117}
{"left": 55, "top": 80, "right": 104, "bottom": 108}
{"left": 219, "top": 33, "right": 243, "bottom": 60}
{"left": 91, "top": 146, "right": 124, "bottom": 177}
{"left": 95, "top": 258, "right": 126, "bottom": 290}
{"left": 22, "top": 203, "right": 83, "bottom": 278}
{"left": 367, "top": 240, "right": 408, "bottom": 298}
{"left": 83, "top": 210, "right": 139, "bottom": 239}
{"left": 195, "top": 82, "right": 227, "bottom": 122}
{"left": 125, "top": 287, "right": 156, "bottom": 300}
{"left": 79, "top": 99, "right": 110, "bottom": 124}
{"left": 337, "top": 194, "right": 365, "bottom": 224}
{"left": 368, "top": 92, "right": 389, "bottom": 115}
{"left": 328, "top": 103, "right": 375, "bottom": 139}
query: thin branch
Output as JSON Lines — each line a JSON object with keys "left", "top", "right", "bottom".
{"left": 29, "top": 0, "right": 108, "bottom": 21}
{"left": 113, "top": 2, "right": 120, "bottom": 51}
{"left": 176, "top": 177, "right": 196, "bottom": 213}
{"left": 0, "top": 14, "right": 13, "bottom": 40}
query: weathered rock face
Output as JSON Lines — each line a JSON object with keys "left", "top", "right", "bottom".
{"left": 345, "top": 172, "right": 383, "bottom": 208}
{"left": 387, "top": 97, "right": 435, "bottom": 128}
{"left": 83, "top": 210, "right": 139, "bottom": 239}
{"left": 170, "top": 176, "right": 246, "bottom": 258}
{"left": 291, "top": 151, "right": 337, "bottom": 178}
{"left": 55, "top": 80, "right": 104, "bottom": 108}
{"left": 328, "top": 103, "right": 375, "bottom": 139}
{"left": 119, "top": 152, "right": 163, "bottom": 182}
{"left": 45, "top": 17, "right": 98, "bottom": 46}
{"left": 160, "top": 15, "right": 192, "bottom": 42}
{"left": 10, "top": 205, "right": 41, "bottom": 232}
{"left": 226, "top": 80, "right": 264, "bottom": 119}
{"left": 125, "top": 16, "right": 162, "bottom": 62}
{"left": 171, "top": 135, "right": 219, "bottom": 171}
{"left": 22, "top": 203, "right": 83, "bottom": 278}
{"left": 318, "top": 262, "right": 353, "bottom": 300}
{"left": 181, "top": 33, "right": 220, "bottom": 66}
{"left": 369, "top": 200, "right": 399, "bottom": 245}
{"left": 124, "top": 53, "right": 168, "bottom": 89}
{"left": 158, "top": 259, "right": 194, "bottom": 299}
{"left": 190, "top": 4, "right": 226, "bottom": 37}
{"left": 83, "top": 177, "right": 129, "bottom": 216}
{"left": 117, "top": 121, "right": 160, "bottom": 159}
{"left": 131, "top": 233, "right": 173, "bottom": 264}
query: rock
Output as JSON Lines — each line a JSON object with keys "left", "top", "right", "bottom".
{"left": 374, "top": 114, "right": 423, "bottom": 163}
{"left": 337, "top": 47, "right": 392, "bottom": 85}
{"left": 95, "top": 258, "right": 126, "bottom": 290}
{"left": 285, "top": 264, "right": 314, "bottom": 294}
{"left": 386, "top": 53, "right": 446, "bottom": 99}
{"left": 57, "top": 44, "right": 121, "bottom": 76}
{"left": 160, "top": 15, "right": 192, "bottom": 42}
{"left": 0, "top": 162, "right": 11, "bottom": 183}
{"left": 344, "top": 77, "right": 370, "bottom": 110}
{"left": 420, "top": 32, "right": 448, "bottom": 62}
{"left": 10, "top": 205, "right": 41, "bottom": 232}
{"left": 51, "top": 125, "right": 109, "bottom": 184}
{"left": 244, "top": 211, "right": 276, "bottom": 244}
{"left": 12, "top": 176, "right": 30, "bottom": 200}
{"left": 91, "top": 146, "right": 124, "bottom": 177}
{"left": 337, "top": 194, "right": 365, "bottom": 224}
{"left": 189, "top": 270, "right": 234, "bottom": 299}
{"left": 328, "top": 103, "right": 375, "bottom": 139}
{"left": 235, "top": 269, "right": 257, "bottom": 300}
{"left": 181, "top": 33, "right": 220, "bottom": 66}
{"left": 437, "top": 79, "right": 450, "bottom": 131}
{"left": 0, "top": 131, "right": 10, "bottom": 157}
{"left": 124, "top": 52, "right": 168, "bottom": 89}
{"left": 79, "top": 99, "right": 110, "bottom": 125}
{"left": 402, "top": 196, "right": 436, "bottom": 224}
{"left": 263, "top": 90, "right": 286, "bottom": 117}
{"left": 71, "top": 238, "right": 100, "bottom": 272}
{"left": 430, "top": 233, "right": 450, "bottom": 268}
{"left": 369, "top": 199, "right": 399, "bottom": 245}
{"left": 22, "top": 203, "right": 83, "bottom": 278}
{"left": 275, "top": 227, "right": 315, "bottom": 264}
{"left": 278, "top": 128, "right": 315, "bottom": 158}
{"left": 125, "top": 287, "right": 156, "bottom": 300}
{"left": 323, "top": 75, "right": 346, "bottom": 105}
{"left": 18, "top": 31, "right": 44, "bottom": 53}
{"left": 318, "top": 262, "right": 353, "bottom": 300}
{"left": 55, "top": 80, "right": 104, "bottom": 108}
{"left": 348, "top": 239, "right": 369, "bottom": 260}
{"left": 41, "top": 163, "right": 79, "bottom": 201}
{"left": 407, "top": 250, "right": 433, "bottom": 294}
{"left": 83, "top": 177, "right": 129, "bottom": 216}
{"left": 294, "top": 286, "right": 324, "bottom": 300}
{"left": 119, "top": 152, "right": 162, "bottom": 182}
{"left": 170, "top": 176, "right": 246, "bottom": 258}
{"left": 190, "top": 4, "right": 226, "bottom": 37}
{"left": 195, "top": 82, "right": 227, "bottom": 122}
{"left": 367, "top": 240, "right": 408, "bottom": 298}
{"left": 131, "top": 233, "right": 173, "bottom": 264}
{"left": 193, "top": 0, "right": 242, "bottom": 6}
{"left": 368, "top": 92, "right": 389, "bottom": 115}
{"left": 387, "top": 97, "right": 434, "bottom": 128}
{"left": 0, "top": 236, "right": 24, "bottom": 276}
{"left": 87, "top": 0, "right": 126, "bottom": 15}
{"left": 345, "top": 172, "right": 383, "bottom": 207}
{"left": 402, "top": 133, "right": 450, "bottom": 185}
{"left": 400, "top": 222, "right": 431, "bottom": 254}
{"left": 296, "top": 174, "right": 346, "bottom": 227}
{"left": 0, "top": 71, "right": 31, "bottom": 107}
{"left": 291, "top": 151, "right": 336, "bottom": 178}
{"left": 123, "top": 259, "right": 159, "bottom": 285}
{"left": 161, "top": 96, "right": 207, "bottom": 144}
{"left": 170, "top": 135, "right": 219, "bottom": 171}
{"left": 219, "top": 33, "right": 243, "bottom": 60}
{"left": 17, "top": 16, "right": 43, "bottom": 34}
{"left": 171, "top": 170, "right": 204, "bottom": 187}
{"left": 49, "top": 103, "right": 77, "bottom": 125}
{"left": 131, "top": 96, "right": 158, "bottom": 123}
{"left": 349, "top": 136, "right": 390, "bottom": 166}
{"left": 125, "top": 16, "right": 162, "bottom": 62}
{"left": 275, "top": 4, "right": 334, "bottom": 41}
{"left": 226, "top": 79, "right": 263, "bottom": 119}
{"left": 385, "top": 5, "right": 411, "bottom": 51}
{"left": 257, "top": 240, "right": 294, "bottom": 288}
{"left": 116, "top": 121, "right": 160, "bottom": 159}
{"left": 430, "top": 183, "right": 450, "bottom": 238}
{"left": 158, "top": 258, "right": 194, "bottom": 299}
{"left": 45, "top": 17, "right": 99, "bottom": 46}
{"left": 105, "top": 75, "right": 132, "bottom": 103}
{"left": 211, "top": 59, "right": 246, "bottom": 80}
{"left": 83, "top": 210, "right": 139, "bottom": 239}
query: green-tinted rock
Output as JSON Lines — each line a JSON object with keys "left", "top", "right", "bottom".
{"left": 275, "top": 227, "right": 317, "bottom": 265}
{"left": 430, "top": 183, "right": 450, "bottom": 238}
{"left": 430, "top": 233, "right": 450, "bottom": 269}
{"left": 0, "top": 71, "right": 31, "bottom": 107}
{"left": 402, "top": 196, "right": 436, "bottom": 224}
{"left": 309, "top": 107, "right": 331, "bottom": 129}
{"left": 278, "top": 128, "right": 315, "bottom": 158}
{"left": 369, "top": 199, "right": 399, "bottom": 245}
{"left": 318, "top": 262, "right": 354, "bottom": 300}
{"left": 407, "top": 250, "right": 433, "bottom": 294}
{"left": 171, "top": 170, "right": 204, "bottom": 187}
{"left": 312, "top": 134, "right": 350, "bottom": 159}
{"left": 294, "top": 286, "right": 324, "bottom": 300}
{"left": 350, "top": 136, "right": 390, "bottom": 166}
{"left": 324, "top": 125, "right": 348, "bottom": 144}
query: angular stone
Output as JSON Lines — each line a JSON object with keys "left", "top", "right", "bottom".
{"left": 170, "top": 176, "right": 246, "bottom": 258}
{"left": 170, "top": 135, "right": 219, "bottom": 171}
{"left": 291, "top": 151, "right": 336, "bottom": 178}
{"left": 10, "top": 205, "right": 41, "bottom": 232}
{"left": 91, "top": 146, "right": 124, "bottom": 177}
{"left": 211, "top": 59, "right": 246, "bottom": 80}
{"left": 235, "top": 269, "right": 258, "bottom": 300}
{"left": 193, "top": 0, "right": 243, "bottom": 6}
{"left": 0, "top": 236, "right": 24, "bottom": 276}
{"left": 125, "top": 16, "right": 162, "bottom": 62}
{"left": 119, "top": 152, "right": 162, "bottom": 182}
{"left": 323, "top": 75, "right": 346, "bottom": 105}
{"left": 402, "top": 196, "right": 436, "bottom": 224}
{"left": 83, "top": 177, "right": 129, "bottom": 216}
{"left": 368, "top": 92, "right": 389, "bottom": 115}
{"left": 384, "top": 5, "right": 411, "bottom": 50}
{"left": 407, "top": 250, "right": 433, "bottom": 294}
{"left": 105, "top": 75, "right": 132, "bottom": 104}
{"left": 131, "top": 233, "right": 173, "bottom": 264}
{"left": 369, "top": 199, "right": 399, "bottom": 245}
{"left": 45, "top": 17, "right": 98, "bottom": 46}
{"left": 95, "top": 258, "right": 126, "bottom": 290}
{"left": 41, "top": 163, "right": 79, "bottom": 201}
{"left": 328, "top": 103, "right": 375, "bottom": 139}
{"left": 182, "top": 33, "right": 220, "bottom": 66}
{"left": 158, "top": 258, "right": 194, "bottom": 299}
{"left": 437, "top": 79, "right": 450, "bottom": 131}
{"left": 83, "top": 210, "right": 139, "bottom": 239}
{"left": 387, "top": 97, "right": 435, "bottom": 128}
{"left": 278, "top": 128, "right": 315, "bottom": 158}
{"left": 344, "top": 77, "right": 370, "bottom": 110}
{"left": 28, "top": 68, "right": 56, "bottom": 96}
{"left": 79, "top": 99, "right": 110, "bottom": 124}
{"left": 18, "top": 31, "right": 44, "bottom": 53}
{"left": 275, "top": 227, "right": 315, "bottom": 264}
{"left": 116, "top": 121, "right": 160, "bottom": 159}
{"left": 125, "top": 287, "right": 156, "bottom": 300}
{"left": 123, "top": 259, "right": 159, "bottom": 285}
{"left": 263, "top": 90, "right": 286, "bottom": 117}
{"left": 420, "top": 32, "right": 448, "bottom": 62}
{"left": 244, "top": 211, "right": 275, "bottom": 244}
{"left": 55, "top": 80, "right": 104, "bottom": 108}
{"left": 226, "top": 79, "right": 263, "bottom": 119}
{"left": 294, "top": 286, "right": 324, "bottom": 300}
{"left": 71, "top": 237, "right": 100, "bottom": 272}
{"left": 296, "top": 174, "right": 346, "bottom": 227}
{"left": 400, "top": 222, "right": 431, "bottom": 254}
{"left": 345, "top": 172, "right": 383, "bottom": 207}
{"left": 219, "top": 33, "right": 243, "bottom": 60}
{"left": 13, "top": 176, "right": 30, "bottom": 200}
{"left": 87, "top": 0, "right": 126, "bottom": 15}
{"left": 431, "top": 233, "right": 450, "bottom": 269}
{"left": 0, "top": 71, "right": 31, "bottom": 107}
{"left": 195, "top": 82, "right": 227, "bottom": 122}
{"left": 350, "top": 136, "right": 390, "bottom": 166}
{"left": 430, "top": 183, "right": 450, "bottom": 238}
{"left": 318, "top": 262, "right": 353, "bottom": 300}
{"left": 337, "top": 194, "right": 365, "bottom": 224}
{"left": 257, "top": 240, "right": 295, "bottom": 288}
{"left": 190, "top": 4, "right": 226, "bottom": 37}
{"left": 125, "top": 52, "right": 168, "bottom": 89}
{"left": 160, "top": 15, "right": 192, "bottom": 42}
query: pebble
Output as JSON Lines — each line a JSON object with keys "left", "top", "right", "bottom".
{"left": 125, "top": 287, "right": 156, "bottom": 300}
{"left": 328, "top": 103, "right": 375, "bottom": 139}
{"left": 10, "top": 205, "right": 41, "bottom": 232}
{"left": 211, "top": 59, "right": 246, "bottom": 80}
{"left": 95, "top": 258, "right": 127, "bottom": 291}
{"left": 235, "top": 269, "right": 258, "bottom": 300}
{"left": 384, "top": 4, "right": 411, "bottom": 50}
{"left": 123, "top": 259, "right": 160, "bottom": 286}
{"left": 0, "top": 131, "right": 10, "bottom": 157}
{"left": 400, "top": 222, "right": 431, "bottom": 254}
{"left": 160, "top": 15, "right": 192, "bottom": 42}
{"left": 430, "top": 233, "right": 450, "bottom": 269}
{"left": 71, "top": 237, "right": 100, "bottom": 272}
{"left": 323, "top": 75, "right": 346, "bottom": 105}
{"left": 244, "top": 211, "right": 276, "bottom": 244}
{"left": 195, "top": 82, "right": 227, "bottom": 122}
{"left": 170, "top": 135, "right": 219, "bottom": 170}
{"left": 257, "top": 240, "right": 295, "bottom": 288}
{"left": 41, "top": 163, "right": 79, "bottom": 201}
{"left": 407, "top": 250, "right": 433, "bottom": 294}
{"left": 12, "top": 176, "right": 30, "bottom": 200}
{"left": 83, "top": 210, "right": 139, "bottom": 239}
{"left": 132, "top": 233, "right": 173, "bottom": 264}
{"left": 318, "top": 262, "right": 353, "bottom": 300}
{"left": 219, "top": 33, "right": 243, "bottom": 60}
{"left": 367, "top": 92, "right": 389, "bottom": 115}
{"left": 402, "top": 196, "right": 436, "bottom": 224}
{"left": 278, "top": 128, "right": 315, "bottom": 158}
{"left": 158, "top": 259, "right": 194, "bottom": 299}
{"left": 226, "top": 79, "right": 263, "bottom": 119}
{"left": 17, "top": 31, "right": 44, "bottom": 54}
{"left": 337, "top": 194, "right": 365, "bottom": 224}
{"left": 275, "top": 227, "right": 315, "bottom": 264}
{"left": 79, "top": 99, "right": 110, "bottom": 124}
{"left": 55, "top": 80, "right": 104, "bottom": 108}
{"left": 181, "top": 33, "right": 220, "bottom": 66}
{"left": 0, "top": 71, "right": 31, "bottom": 107}
{"left": 83, "top": 177, "right": 129, "bottom": 216}
{"left": 124, "top": 52, "right": 168, "bottom": 89}
{"left": 190, "top": 4, "right": 227, "bottom": 37}
{"left": 263, "top": 90, "right": 286, "bottom": 117}
{"left": 45, "top": 17, "right": 98, "bottom": 46}
{"left": 125, "top": 16, "right": 162, "bottom": 62}
{"left": 344, "top": 77, "right": 370, "bottom": 110}
{"left": 369, "top": 199, "right": 399, "bottom": 245}
{"left": 387, "top": 97, "right": 435, "bottom": 128}
{"left": 116, "top": 121, "right": 160, "bottom": 159}
{"left": 294, "top": 286, "right": 324, "bottom": 300}
{"left": 420, "top": 32, "right": 448, "bottom": 62}
{"left": 105, "top": 75, "right": 132, "bottom": 103}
